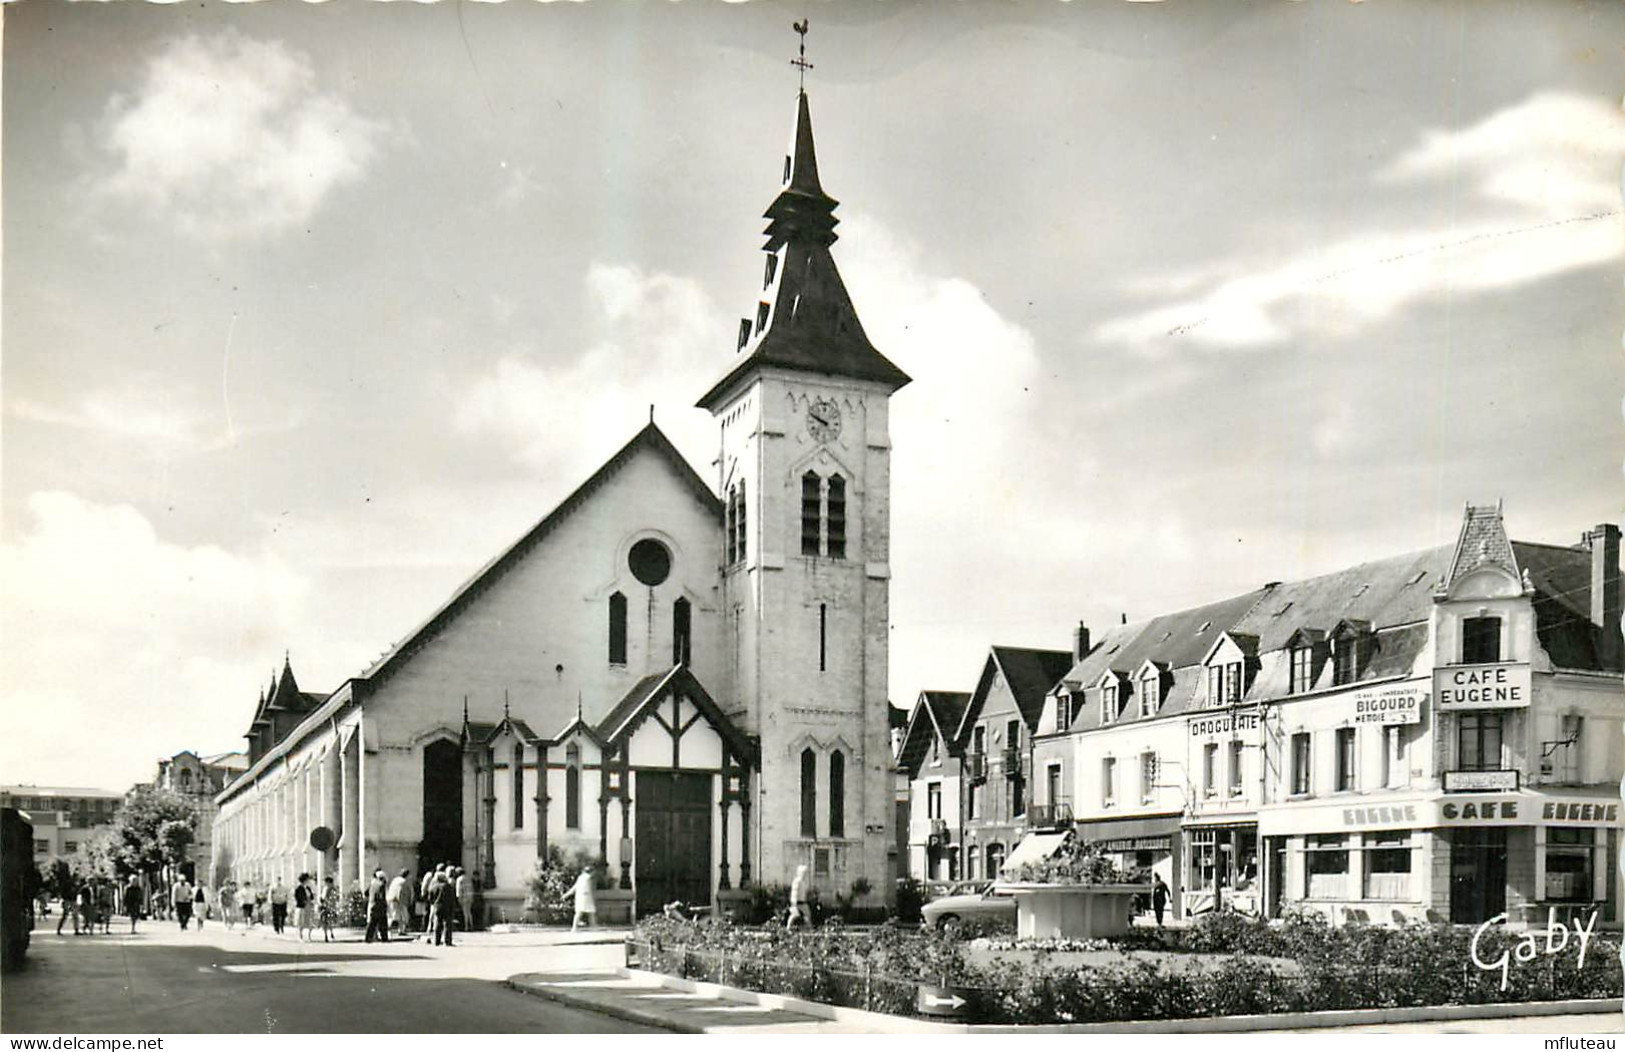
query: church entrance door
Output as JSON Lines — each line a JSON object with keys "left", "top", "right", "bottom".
{"left": 419, "top": 739, "right": 463, "bottom": 878}
{"left": 635, "top": 771, "right": 712, "bottom": 916}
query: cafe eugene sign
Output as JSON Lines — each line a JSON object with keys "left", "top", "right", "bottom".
{"left": 1260, "top": 792, "right": 1623, "bottom": 836}
{"left": 1433, "top": 662, "right": 1531, "bottom": 710}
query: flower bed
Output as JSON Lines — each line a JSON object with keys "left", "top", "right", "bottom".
{"left": 628, "top": 911, "right": 1623, "bottom": 1025}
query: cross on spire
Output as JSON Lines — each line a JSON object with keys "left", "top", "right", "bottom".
{"left": 791, "top": 19, "right": 813, "bottom": 91}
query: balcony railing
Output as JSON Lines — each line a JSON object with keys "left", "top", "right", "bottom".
{"left": 965, "top": 753, "right": 987, "bottom": 782}
{"left": 929, "top": 818, "right": 950, "bottom": 839}
{"left": 1026, "top": 801, "right": 1073, "bottom": 829}
{"left": 1003, "top": 748, "right": 1024, "bottom": 778}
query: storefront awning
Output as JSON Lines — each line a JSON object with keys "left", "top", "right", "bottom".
{"left": 1258, "top": 786, "right": 1622, "bottom": 838}
{"left": 1074, "top": 813, "right": 1180, "bottom": 852}
{"left": 999, "top": 829, "right": 1071, "bottom": 876}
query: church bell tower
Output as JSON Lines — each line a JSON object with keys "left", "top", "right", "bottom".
{"left": 696, "top": 33, "right": 910, "bottom": 897}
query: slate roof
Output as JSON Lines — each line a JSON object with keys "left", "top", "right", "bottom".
{"left": 697, "top": 91, "right": 910, "bottom": 410}
{"left": 594, "top": 665, "right": 758, "bottom": 765}
{"left": 954, "top": 647, "right": 1074, "bottom": 743}
{"left": 1515, "top": 540, "right": 1619, "bottom": 672}
{"left": 897, "top": 690, "right": 971, "bottom": 778}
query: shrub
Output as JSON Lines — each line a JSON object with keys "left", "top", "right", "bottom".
{"left": 1005, "top": 839, "right": 1127, "bottom": 886}
{"left": 893, "top": 878, "right": 924, "bottom": 924}
{"left": 341, "top": 885, "right": 368, "bottom": 927}
{"left": 523, "top": 845, "right": 611, "bottom": 924}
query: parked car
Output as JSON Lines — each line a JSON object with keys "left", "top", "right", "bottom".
{"left": 919, "top": 880, "right": 1016, "bottom": 931}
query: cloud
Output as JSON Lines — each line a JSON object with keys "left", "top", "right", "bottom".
{"left": 9, "top": 382, "right": 304, "bottom": 451}
{"left": 0, "top": 492, "right": 311, "bottom": 789}
{"left": 1094, "top": 92, "right": 1624, "bottom": 351}
{"left": 95, "top": 32, "right": 384, "bottom": 241}
{"left": 455, "top": 263, "right": 726, "bottom": 479}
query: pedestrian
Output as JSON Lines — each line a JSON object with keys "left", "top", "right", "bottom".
{"left": 194, "top": 882, "right": 209, "bottom": 930}
{"left": 386, "top": 869, "right": 408, "bottom": 935}
{"left": 270, "top": 875, "right": 289, "bottom": 934}
{"left": 56, "top": 878, "right": 78, "bottom": 936}
{"left": 220, "top": 881, "right": 238, "bottom": 930}
{"left": 75, "top": 883, "right": 95, "bottom": 936}
{"left": 431, "top": 869, "right": 458, "bottom": 947}
{"left": 566, "top": 867, "right": 596, "bottom": 932}
{"left": 172, "top": 876, "right": 194, "bottom": 930}
{"left": 1152, "top": 873, "right": 1170, "bottom": 928}
{"left": 123, "top": 875, "right": 144, "bottom": 934}
{"left": 786, "top": 864, "right": 812, "bottom": 930}
{"left": 98, "top": 880, "right": 115, "bottom": 934}
{"left": 454, "top": 866, "right": 473, "bottom": 932}
{"left": 319, "top": 876, "right": 338, "bottom": 943}
{"left": 254, "top": 882, "right": 268, "bottom": 926}
{"left": 364, "top": 868, "right": 390, "bottom": 943}
{"left": 293, "top": 873, "right": 316, "bottom": 942}
{"left": 240, "top": 880, "right": 258, "bottom": 926}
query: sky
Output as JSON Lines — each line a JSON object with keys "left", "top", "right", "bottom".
{"left": 3, "top": 0, "right": 1620, "bottom": 792}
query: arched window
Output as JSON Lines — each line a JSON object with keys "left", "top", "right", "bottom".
{"left": 828, "top": 750, "right": 845, "bottom": 837}
{"left": 673, "top": 597, "right": 692, "bottom": 665}
{"left": 512, "top": 744, "right": 525, "bottom": 830}
{"left": 801, "top": 472, "right": 822, "bottom": 556}
{"left": 608, "top": 591, "right": 627, "bottom": 665}
{"left": 565, "top": 743, "right": 581, "bottom": 830}
{"left": 826, "top": 475, "right": 846, "bottom": 559}
{"left": 799, "top": 748, "right": 817, "bottom": 837}
{"left": 725, "top": 486, "right": 738, "bottom": 564}
{"left": 735, "top": 481, "right": 747, "bottom": 563}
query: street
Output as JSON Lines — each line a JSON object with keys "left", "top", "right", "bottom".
{"left": 2, "top": 923, "right": 663, "bottom": 1034}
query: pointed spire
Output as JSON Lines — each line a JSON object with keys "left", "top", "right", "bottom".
{"left": 503, "top": 690, "right": 510, "bottom": 722}
{"left": 764, "top": 91, "right": 838, "bottom": 251}
{"left": 577, "top": 691, "right": 584, "bottom": 723}
{"left": 462, "top": 695, "right": 469, "bottom": 725}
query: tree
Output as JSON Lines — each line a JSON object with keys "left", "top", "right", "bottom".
{"left": 47, "top": 858, "right": 74, "bottom": 900}
{"left": 105, "top": 785, "right": 196, "bottom": 878}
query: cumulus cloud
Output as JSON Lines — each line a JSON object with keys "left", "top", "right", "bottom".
{"left": 95, "top": 33, "right": 383, "bottom": 240}
{"left": 455, "top": 263, "right": 726, "bottom": 481}
{"left": 1095, "top": 92, "right": 1624, "bottom": 351}
{"left": 0, "top": 492, "right": 312, "bottom": 788}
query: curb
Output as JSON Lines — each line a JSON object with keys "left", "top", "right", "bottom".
{"left": 622, "top": 968, "right": 957, "bottom": 1032}
{"left": 504, "top": 976, "right": 702, "bottom": 1034}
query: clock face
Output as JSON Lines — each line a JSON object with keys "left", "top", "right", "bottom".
{"left": 806, "top": 398, "right": 842, "bottom": 443}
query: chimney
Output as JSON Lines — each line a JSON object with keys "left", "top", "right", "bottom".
{"left": 1073, "top": 622, "right": 1091, "bottom": 663}
{"left": 1588, "top": 523, "right": 1621, "bottom": 668}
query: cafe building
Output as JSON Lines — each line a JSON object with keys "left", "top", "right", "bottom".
{"left": 1052, "top": 504, "right": 1622, "bottom": 926}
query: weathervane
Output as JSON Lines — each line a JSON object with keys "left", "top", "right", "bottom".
{"left": 791, "top": 19, "right": 813, "bottom": 90}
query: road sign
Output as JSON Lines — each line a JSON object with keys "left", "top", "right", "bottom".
{"left": 915, "top": 984, "right": 972, "bottom": 1018}
{"left": 309, "top": 826, "right": 335, "bottom": 852}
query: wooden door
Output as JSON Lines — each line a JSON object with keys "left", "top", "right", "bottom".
{"left": 635, "top": 771, "right": 712, "bottom": 916}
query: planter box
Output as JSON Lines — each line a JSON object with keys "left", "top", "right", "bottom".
{"left": 595, "top": 888, "right": 633, "bottom": 925}
{"left": 1000, "top": 882, "right": 1145, "bottom": 940}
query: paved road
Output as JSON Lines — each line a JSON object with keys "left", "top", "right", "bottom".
{"left": 4, "top": 926, "right": 664, "bottom": 1034}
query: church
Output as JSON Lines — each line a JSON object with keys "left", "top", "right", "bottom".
{"left": 212, "top": 77, "right": 909, "bottom": 922}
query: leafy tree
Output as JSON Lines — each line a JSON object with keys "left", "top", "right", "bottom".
{"left": 104, "top": 785, "right": 196, "bottom": 877}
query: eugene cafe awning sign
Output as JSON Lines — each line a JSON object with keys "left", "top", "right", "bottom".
{"left": 1433, "top": 663, "right": 1531, "bottom": 710}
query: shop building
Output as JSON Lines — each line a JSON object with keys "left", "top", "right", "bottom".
{"left": 1051, "top": 505, "right": 1622, "bottom": 926}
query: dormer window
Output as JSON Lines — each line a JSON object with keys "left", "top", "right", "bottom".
{"left": 1290, "top": 644, "right": 1314, "bottom": 693}
{"left": 1207, "top": 661, "right": 1244, "bottom": 706}
{"left": 1139, "top": 672, "right": 1159, "bottom": 717}
{"left": 1330, "top": 621, "right": 1373, "bottom": 687}
{"left": 1101, "top": 683, "right": 1118, "bottom": 724}
{"left": 1056, "top": 691, "right": 1072, "bottom": 728}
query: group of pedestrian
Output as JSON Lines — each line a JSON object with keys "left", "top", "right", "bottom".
{"left": 55, "top": 877, "right": 122, "bottom": 936}
{"left": 363, "top": 862, "right": 470, "bottom": 946}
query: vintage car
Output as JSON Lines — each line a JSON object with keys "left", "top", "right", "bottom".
{"left": 919, "top": 880, "right": 1017, "bottom": 931}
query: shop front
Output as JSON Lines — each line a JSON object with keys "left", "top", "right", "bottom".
{"left": 1075, "top": 812, "right": 1182, "bottom": 919}
{"left": 1258, "top": 787, "right": 1621, "bottom": 927}
{"left": 1181, "top": 819, "right": 1259, "bottom": 917}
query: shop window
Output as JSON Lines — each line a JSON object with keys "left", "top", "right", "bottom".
{"left": 1190, "top": 829, "right": 1216, "bottom": 890}
{"left": 1462, "top": 616, "right": 1501, "bottom": 664}
{"left": 1228, "top": 740, "right": 1245, "bottom": 797}
{"left": 608, "top": 591, "right": 628, "bottom": 665}
{"left": 1305, "top": 834, "right": 1350, "bottom": 899}
{"left": 1202, "top": 743, "right": 1218, "bottom": 797}
{"left": 1363, "top": 831, "right": 1412, "bottom": 900}
{"left": 1290, "top": 733, "right": 1312, "bottom": 795}
{"left": 1102, "top": 757, "right": 1117, "bottom": 807}
{"left": 800, "top": 749, "right": 817, "bottom": 837}
{"left": 1140, "top": 752, "right": 1157, "bottom": 803}
{"left": 1545, "top": 828, "right": 1596, "bottom": 902}
{"left": 829, "top": 750, "right": 846, "bottom": 837}
{"left": 1335, "top": 727, "right": 1357, "bottom": 792}
{"left": 926, "top": 781, "right": 942, "bottom": 820}
{"left": 1290, "top": 644, "right": 1314, "bottom": 694}
{"left": 801, "top": 472, "right": 822, "bottom": 556}
{"left": 1458, "top": 712, "right": 1504, "bottom": 772}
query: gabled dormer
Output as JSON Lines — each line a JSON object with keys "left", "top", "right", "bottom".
{"left": 1095, "top": 670, "right": 1130, "bottom": 725}
{"left": 1433, "top": 502, "right": 1537, "bottom": 668}
{"left": 1201, "top": 632, "right": 1259, "bottom": 707}
{"left": 1132, "top": 659, "right": 1170, "bottom": 718}
{"left": 1284, "top": 627, "right": 1329, "bottom": 694}
{"left": 1328, "top": 618, "right": 1375, "bottom": 686}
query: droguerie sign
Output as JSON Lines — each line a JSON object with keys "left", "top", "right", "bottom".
{"left": 1433, "top": 663, "right": 1531, "bottom": 710}
{"left": 1188, "top": 709, "right": 1260, "bottom": 739}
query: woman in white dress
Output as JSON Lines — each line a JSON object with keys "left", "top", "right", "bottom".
{"left": 567, "top": 868, "right": 596, "bottom": 932}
